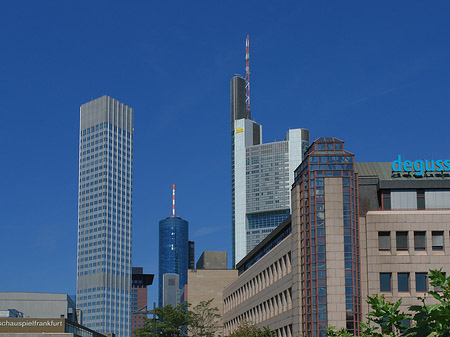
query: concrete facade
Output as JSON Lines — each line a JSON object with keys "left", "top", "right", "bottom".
{"left": 323, "top": 178, "right": 347, "bottom": 330}
{"left": 223, "top": 232, "right": 295, "bottom": 337}
{"left": 0, "top": 293, "right": 76, "bottom": 322}
{"left": 185, "top": 269, "right": 238, "bottom": 337}
{"left": 361, "top": 210, "right": 450, "bottom": 317}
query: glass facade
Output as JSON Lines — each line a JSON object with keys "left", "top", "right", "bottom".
{"left": 158, "top": 216, "right": 188, "bottom": 307}
{"left": 246, "top": 210, "right": 290, "bottom": 252}
{"left": 77, "top": 96, "right": 133, "bottom": 337}
{"left": 294, "top": 137, "right": 360, "bottom": 337}
{"left": 245, "top": 142, "right": 291, "bottom": 252}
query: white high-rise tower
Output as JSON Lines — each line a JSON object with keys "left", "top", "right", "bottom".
{"left": 77, "top": 95, "right": 133, "bottom": 337}
{"left": 231, "top": 76, "right": 309, "bottom": 266}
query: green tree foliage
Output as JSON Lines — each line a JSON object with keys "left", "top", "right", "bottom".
{"left": 327, "top": 294, "right": 409, "bottom": 337}
{"left": 227, "top": 321, "right": 275, "bottom": 337}
{"left": 135, "top": 299, "right": 223, "bottom": 337}
{"left": 327, "top": 269, "right": 450, "bottom": 337}
{"left": 408, "top": 269, "right": 450, "bottom": 337}
{"left": 189, "top": 299, "right": 222, "bottom": 337}
{"left": 135, "top": 303, "right": 192, "bottom": 337}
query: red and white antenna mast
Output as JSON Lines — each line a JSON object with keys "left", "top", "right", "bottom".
{"left": 172, "top": 184, "right": 176, "bottom": 217}
{"left": 245, "top": 35, "right": 250, "bottom": 112}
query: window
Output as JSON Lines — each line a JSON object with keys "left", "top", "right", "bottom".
{"left": 396, "top": 232, "right": 408, "bottom": 251}
{"left": 380, "top": 273, "right": 392, "bottom": 292}
{"left": 382, "top": 191, "right": 391, "bottom": 210}
{"left": 378, "top": 232, "right": 391, "bottom": 251}
{"left": 398, "top": 273, "right": 410, "bottom": 292}
{"left": 414, "top": 231, "right": 426, "bottom": 251}
{"left": 416, "top": 273, "right": 427, "bottom": 292}
{"left": 432, "top": 231, "right": 444, "bottom": 250}
{"left": 417, "top": 190, "right": 425, "bottom": 210}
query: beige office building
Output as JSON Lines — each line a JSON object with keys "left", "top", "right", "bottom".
{"left": 223, "top": 138, "right": 450, "bottom": 337}
{"left": 183, "top": 252, "right": 238, "bottom": 337}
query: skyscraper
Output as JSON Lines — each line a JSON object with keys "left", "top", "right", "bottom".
{"left": 77, "top": 95, "right": 133, "bottom": 337}
{"left": 158, "top": 215, "right": 189, "bottom": 307}
{"left": 231, "top": 75, "right": 309, "bottom": 266}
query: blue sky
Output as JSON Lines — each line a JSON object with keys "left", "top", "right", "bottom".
{"left": 1, "top": 1, "right": 450, "bottom": 306}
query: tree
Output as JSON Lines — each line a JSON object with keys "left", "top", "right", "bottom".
{"left": 189, "top": 299, "right": 222, "bottom": 337}
{"left": 135, "top": 303, "right": 193, "bottom": 337}
{"left": 227, "top": 321, "right": 275, "bottom": 337}
{"left": 408, "top": 269, "right": 450, "bottom": 337}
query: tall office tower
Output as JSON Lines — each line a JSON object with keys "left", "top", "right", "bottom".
{"left": 131, "top": 267, "right": 154, "bottom": 337}
{"left": 293, "top": 137, "right": 360, "bottom": 336}
{"left": 231, "top": 75, "right": 310, "bottom": 266}
{"left": 77, "top": 95, "right": 133, "bottom": 337}
{"left": 158, "top": 215, "right": 188, "bottom": 307}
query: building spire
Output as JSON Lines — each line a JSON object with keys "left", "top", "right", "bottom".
{"left": 245, "top": 35, "right": 250, "bottom": 112}
{"left": 172, "top": 184, "right": 176, "bottom": 217}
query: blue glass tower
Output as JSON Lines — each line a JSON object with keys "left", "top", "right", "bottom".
{"left": 158, "top": 216, "right": 188, "bottom": 307}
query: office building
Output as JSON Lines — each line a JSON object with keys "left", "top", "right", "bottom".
{"left": 223, "top": 138, "right": 450, "bottom": 337}
{"left": 77, "top": 95, "right": 133, "bottom": 337}
{"left": 158, "top": 216, "right": 188, "bottom": 307}
{"left": 231, "top": 76, "right": 309, "bottom": 266}
{"left": 183, "top": 251, "right": 238, "bottom": 337}
{"left": 131, "top": 268, "right": 154, "bottom": 337}
{"left": 0, "top": 292, "right": 77, "bottom": 323}
{"left": 356, "top": 161, "right": 450, "bottom": 321}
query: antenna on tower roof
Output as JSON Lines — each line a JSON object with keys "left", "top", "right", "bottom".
{"left": 172, "top": 184, "right": 175, "bottom": 217}
{"left": 245, "top": 35, "right": 250, "bottom": 112}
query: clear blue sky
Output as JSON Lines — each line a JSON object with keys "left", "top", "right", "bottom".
{"left": 1, "top": 1, "right": 450, "bottom": 306}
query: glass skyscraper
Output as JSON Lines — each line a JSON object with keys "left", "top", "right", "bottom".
{"left": 158, "top": 216, "right": 188, "bottom": 307}
{"left": 77, "top": 95, "right": 133, "bottom": 337}
{"left": 231, "top": 75, "right": 309, "bottom": 266}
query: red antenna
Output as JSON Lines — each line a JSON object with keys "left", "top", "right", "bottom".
{"left": 245, "top": 35, "right": 250, "bottom": 111}
{"left": 172, "top": 184, "right": 175, "bottom": 217}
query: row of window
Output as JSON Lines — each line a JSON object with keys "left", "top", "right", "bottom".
{"left": 380, "top": 272, "right": 433, "bottom": 292}
{"left": 225, "top": 252, "right": 292, "bottom": 312}
{"left": 378, "top": 231, "right": 445, "bottom": 251}
{"left": 225, "top": 288, "right": 293, "bottom": 335}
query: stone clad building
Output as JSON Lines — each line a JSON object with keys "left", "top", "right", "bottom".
{"left": 223, "top": 138, "right": 450, "bottom": 337}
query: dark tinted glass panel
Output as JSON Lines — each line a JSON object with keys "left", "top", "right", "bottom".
{"left": 396, "top": 232, "right": 408, "bottom": 251}
{"left": 432, "top": 231, "right": 444, "bottom": 250}
{"left": 416, "top": 273, "right": 427, "bottom": 292}
{"left": 378, "top": 232, "right": 390, "bottom": 250}
{"left": 398, "top": 273, "right": 409, "bottom": 292}
{"left": 414, "top": 231, "right": 426, "bottom": 250}
{"left": 380, "top": 273, "right": 391, "bottom": 291}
